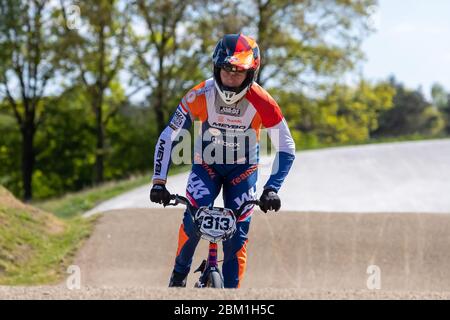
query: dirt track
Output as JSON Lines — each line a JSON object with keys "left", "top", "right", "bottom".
{"left": 3, "top": 208, "right": 450, "bottom": 299}
{"left": 2, "top": 286, "right": 450, "bottom": 300}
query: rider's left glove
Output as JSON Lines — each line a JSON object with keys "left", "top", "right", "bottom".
{"left": 259, "top": 188, "right": 281, "bottom": 213}
{"left": 150, "top": 183, "right": 171, "bottom": 206}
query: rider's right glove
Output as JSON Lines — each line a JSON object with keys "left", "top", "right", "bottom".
{"left": 150, "top": 183, "right": 171, "bottom": 206}
{"left": 259, "top": 188, "right": 281, "bottom": 213}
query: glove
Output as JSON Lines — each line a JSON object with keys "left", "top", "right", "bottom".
{"left": 259, "top": 188, "right": 281, "bottom": 213}
{"left": 150, "top": 184, "right": 171, "bottom": 206}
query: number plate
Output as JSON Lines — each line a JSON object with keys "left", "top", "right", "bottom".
{"left": 194, "top": 207, "right": 237, "bottom": 242}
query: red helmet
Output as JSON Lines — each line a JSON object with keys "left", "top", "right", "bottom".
{"left": 213, "top": 34, "right": 260, "bottom": 105}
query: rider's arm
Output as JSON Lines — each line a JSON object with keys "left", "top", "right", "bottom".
{"left": 265, "top": 118, "right": 296, "bottom": 192}
{"left": 246, "top": 84, "right": 296, "bottom": 192}
{"left": 152, "top": 104, "right": 192, "bottom": 184}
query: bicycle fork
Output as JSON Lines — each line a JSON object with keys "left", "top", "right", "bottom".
{"left": 194, "top": 242, "right": 223, "bottom": 287}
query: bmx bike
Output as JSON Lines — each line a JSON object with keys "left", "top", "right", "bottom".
{"left": 166, "top": 194, "right": 261, "bottom": 288}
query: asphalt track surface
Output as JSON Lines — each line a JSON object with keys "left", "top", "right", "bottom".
{"left": 2, "top": 139, "right": 450, "bottom": 299}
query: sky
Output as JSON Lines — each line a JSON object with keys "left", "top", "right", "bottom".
{"left": 361, "top": 0, "right": 450, "bottom": 98}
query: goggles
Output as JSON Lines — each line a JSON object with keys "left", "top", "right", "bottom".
{"left": 222, "top": 65, "right": 247, "bottom": 74}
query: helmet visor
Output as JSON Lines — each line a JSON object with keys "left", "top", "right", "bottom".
{"left": 222, "top": 64, "right": 247, "bottom": 74}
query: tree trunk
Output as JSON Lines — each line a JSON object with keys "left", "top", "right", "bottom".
{"left": 94, "top": 94, "right": 104, "bottom": 184}
{"left": 21, "top": 124, "right": 35, "bottom": 202}
{"left": 94, "top": 22, "right": 106, "bottom": 185}
{"left": 155, "top": 87, "right": 165, "bottom": 135}
{"left": 155, "top": 45, "right": 166, "bottom": 134}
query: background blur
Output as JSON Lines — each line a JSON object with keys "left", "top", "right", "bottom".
{"left": 1, "top": 0, "right": 449, "bottom": 202}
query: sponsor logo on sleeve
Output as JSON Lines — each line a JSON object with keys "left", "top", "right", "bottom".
{"left": 169, "top": 109, "right": 186, "bottom": 130}
{"left": 154, "top": 139, "right": 166, "bottom": 176}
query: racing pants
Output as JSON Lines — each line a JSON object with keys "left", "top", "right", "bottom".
{"left": 173, "top": 162, "right": 258, "bottom": 288}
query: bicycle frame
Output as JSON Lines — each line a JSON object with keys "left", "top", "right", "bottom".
{"left": 193, "top": 242, "right": 221, "bottom": 288}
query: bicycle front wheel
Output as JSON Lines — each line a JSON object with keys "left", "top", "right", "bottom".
{"left": 206, "top": 271, "right": 224, "bottom": 288}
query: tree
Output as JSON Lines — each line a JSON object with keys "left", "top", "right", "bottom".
{"left": 130, "top": 0, "right": 377, "bottom": 135}
{"left": 0, "top": 106, "right": 22, "bottom": 196}
{"left": 431, "top": 83, "right": 450, "bottom": 134}
{"left": 32, "top": 86, "right": 95, "bottom": 198}
{"left": 0, "top": 0, "right": 61, "bottom": 200}
{"left": 373, "top": 78, "right": 445, "bottom": 137}
{"left": 321, "top": 80, "right": 395, "bottom": 142}
{"left": 273, "top": 79, "right": 395, "bottom": 148}
{"left": 195, "top": 0, "right": 376, "bottom": 90}
{"left": 58, "top": 0, "right": 132, "bottom": 184}
{"left": 431, "top": 83, "right": 448, "bottom": 110}
{"left": 131, "top": 0, "right": 205, "bottom": 134}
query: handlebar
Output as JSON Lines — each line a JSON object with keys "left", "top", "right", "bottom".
{"left": 166, "top": 194, "right": 262, "bottom": 218}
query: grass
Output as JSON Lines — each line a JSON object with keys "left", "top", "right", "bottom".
{"left": 0, "top": 187, "right": 96, "bottom": 285}
{"left": 34, "top": 166, "right": 190, "bottom": 219}
{"left": 34, "top": 174, "right": 151, "bottom": 219}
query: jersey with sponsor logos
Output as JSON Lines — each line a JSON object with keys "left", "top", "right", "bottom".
{"left": 152, "top": 78, "right": 295, "bottom": 192}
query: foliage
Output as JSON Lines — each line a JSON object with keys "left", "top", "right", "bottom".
{"left": 273, "top": 80, "right": 395, "bottom": 148}
{"left": 373, "top": 78, "right": 446, "bottom": 137}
